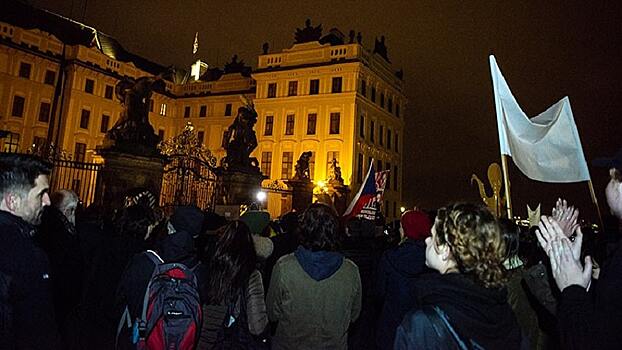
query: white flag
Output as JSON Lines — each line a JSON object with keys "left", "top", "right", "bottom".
{"left": 490, "top": 55, "right": 590, "bottom": 183}
{"left": 192, "top": 32, "right": 199, "bottom": 55}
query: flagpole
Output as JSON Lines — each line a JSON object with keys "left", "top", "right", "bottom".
{"left": 501, "top": 154, "right": 513, "bottom": 218}
{"left": 588, "top": 180, "right": 605, "bottom": 230}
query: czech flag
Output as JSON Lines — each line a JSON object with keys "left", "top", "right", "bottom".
{"left": 343, "top": 160, "right": 377, "bottom": 219}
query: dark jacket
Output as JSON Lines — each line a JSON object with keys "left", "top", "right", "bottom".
{"left": 395, "top": 273, "right": 522, "bottom": 350}
{"left": 0, "top": 210, "right": 60, "bottom": 350}
{"left": 558, "top": 240, "right": 622, "bottom": 350}
{"left": 374, "top": 238, "right": 429, "bottom": 349}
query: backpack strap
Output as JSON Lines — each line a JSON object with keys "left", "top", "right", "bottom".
{"left": 422, "top": 305, "right": 470, "bottom": 350}
{"left": 115, "top": 305, "right": 132, "bottom": 349}
{"left": 137, "top": 250, "right": 164, "bottom": 338}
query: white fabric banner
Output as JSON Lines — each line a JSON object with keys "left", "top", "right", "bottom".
{"left": 490, "top": 55, "right": 590, "bottom": 183}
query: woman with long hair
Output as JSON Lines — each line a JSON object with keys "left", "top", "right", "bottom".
{"left": 395, "top": 203, "right": 523, "bottom": 349}
{"left": 199, "top": 220, "right": 268, "bottom": 349}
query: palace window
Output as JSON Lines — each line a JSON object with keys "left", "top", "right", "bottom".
{"left": 308, "top": 152, "right": 315, "bottom": 179}
{"left": 85, "top": 79, "right": 95, "bottom": 94}
{"left": 386, "top": 162, "right": 391, "bottom": 189}
{"left": 285, "top": 114, "right": 295, "bottom": 135}
{"left": 197, "top": 131, "right": 204, "bottom": 144}
{"left": 307, "top": 113, "right": 317, "bottom": 135}
{"left": 329, "top": 112, "right": 340, "bottom": 134}
{"left": 388, "top": 97, "right": 393, "bottom": 113}
{"left": 331, "top": 77, "right": 342, "bottom": 93}
{"left": 225, "top": 103, "right": 232, "bottom": 116}
{"left": 267, "top": 83, "right": 277, "bottom": 98}
{"left": 395, "top": 132, "right": 399, "bottom": 153}
{"left": 79, "top": 109, "right": 90, "bottom": 129}
{"left": 360, "top": 80, "right": 366, "bottom": 96}
{"left": 396, "top": 103, "right": 400, "bottom": 117}
{"left": 394, "top": 165, "right": 398, "bottom": 191}
{"left": 380, "top": 93, "right": 385, "bottom": 108}
{"left": 387, "top": 129, "right": 392, "bottom": 149}
{"left": 357, "top": 153, "right": 363, "bottom": 183}
{"left": 261, "top": 151, "right": 272, "bottom": 178}
{"left": 2, "top": 133, "right": 20, "bottom": 152}
{"left": 33, "top": 136, "right": 46, "bottom": 149}
{"left": 288, "top": 81, "right": 298, "bottom": 96}
{"left": 100, "top": 114, "right": 110, "bottom": 133}
{"left": 281, "top": 152, "right": 293, "bottom": 179}
{"left": 371, "top": 86, "right": 376, "bottom": 102}
{"left": 379, "top": 125, "right": 384, "bottom": 145}
{"left": 264, "top": 115, "right": 273, "bottom": 136}
{"left": 309, "top": 79, "right": 319, "bottom": 95}
{"left": 326, "top": 151, "right": 340, "bottom": 175}
{"left": 105, "top": 85, "right": 114, "bottom": 100}
{"left": 370, "top": 121, "right": 375, "bottom": 143}
{"left": 199, "top": 105, "right": 207, "bottom": 118}
{"left": 11, "top": 95, "right": 25, "bottom": 118}
{"left": 18, "top": 62, "right": 31, "bottom": 79}
{"left": 44, "top": 70, "right": 56, "bottom": 85}
{"left": 38, "top": 102, "right": 50, "bottom": 123}
{"left": 184, "top": 106, "right": 191, "bottom": 118}
{"left": 359, "top": 115, "right": 365, "bottom": 138}
{"left": 160, "top": 103, "right": 167, "bottom": 116}
{"left": 74, "top": 142, "right": 87, "bottom": 162}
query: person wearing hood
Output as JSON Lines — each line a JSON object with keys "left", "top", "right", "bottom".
{"left": 266, "top": 203, "right": 362, "bottom": 350}
{"left": 373, "top": 209, "right": 432, "bottom": 349}
{"left": 395, "top": 203, "right": 523, "bottom": 349}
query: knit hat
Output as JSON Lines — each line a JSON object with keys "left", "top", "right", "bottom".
{"left": 240, "top": 210, "right": 271, "bottom": 235}
{"left": 400, "top": 210, "right": 431, "bottom": 240}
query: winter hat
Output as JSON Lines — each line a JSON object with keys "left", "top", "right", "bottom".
{"left": 401, "top": 210, "right": 432, "bottom": 240}
{"left": 170, "top": 206, "right": 204, "bottom": 238}
{"left": 240, "top": 210, "right": 271, "bottom": 235}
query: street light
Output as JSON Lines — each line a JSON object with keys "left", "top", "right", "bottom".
{"left": 256, "top": 190, "right": 267, "bottom": 202}
{"left": 400, "top": 206, "right": 406, "bottom": 213}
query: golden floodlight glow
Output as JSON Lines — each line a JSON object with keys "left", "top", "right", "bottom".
{"left": 400, "top": 206, "right": 406, "bottom": 213}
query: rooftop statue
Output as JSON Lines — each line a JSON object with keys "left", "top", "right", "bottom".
{"left": 104, "top": 72, "right": 170, "bottom": 156}
{"left": 373, "top": 35, "right": 390, "bottom": 62}
{"left": 221, "top": 98, "right": 260, "bottom": 173}
{"left": 294, "top": 19, "right": 322, "bottom": 44}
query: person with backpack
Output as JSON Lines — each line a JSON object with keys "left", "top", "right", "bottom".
{"left": 115, "top": 208, "right": 203, "bottom": 350}
{"left": 394, "top": 203, "right": 523, "bottom": 349}
{"left": 198, "top": 220, "right": 269, "bottom": 349}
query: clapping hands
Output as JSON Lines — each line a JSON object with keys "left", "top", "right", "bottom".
{"left": 551, "top": 198, "right": 580, "bottom": 239}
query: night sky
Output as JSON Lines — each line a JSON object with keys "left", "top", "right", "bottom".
{"left": 31, "top": 0, "right": 622, "bottom": 221}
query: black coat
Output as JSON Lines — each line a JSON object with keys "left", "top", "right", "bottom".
{"left": 0, "top": 211, "right": 60, "bottom": 350}
{"left": 395, "top": 273, "right": 523, "bottom": 350}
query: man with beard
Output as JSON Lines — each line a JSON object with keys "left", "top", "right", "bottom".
{"left": 0, "top": 153, "right": 59, "bottom": 349}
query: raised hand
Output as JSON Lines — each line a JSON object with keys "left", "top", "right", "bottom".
{"left": 549, "top": 238, "right": 592, "bottom": 291}
{"left": 536, "top": 216, "right": 582, "bottom": 260}
{"left": 551, "top": 198, "right": 580, "bottom": 238}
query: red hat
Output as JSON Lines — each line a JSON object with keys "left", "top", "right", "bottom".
{"left": 401, "top": 210, "right": 432, "bottom": 240}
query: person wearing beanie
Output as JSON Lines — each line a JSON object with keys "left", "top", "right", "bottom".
{"left": 240, "top": 210, "right": 274, "bottom": 259}
{"left": 373, "top": 210, "right": 432, "bottom": 349}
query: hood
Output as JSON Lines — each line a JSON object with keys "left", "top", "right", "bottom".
{"left": 156, "top": 230, "right": 196, "bottom": 266}
{"left": 294, "top": 246, "right": 344, "bottom": 281}
{"left": 416, "top": 273, "right": 520, "bottom": 349}
{"left": 385, "top": 239, "right": 429, "bottom": 278}
{"left": 171, "top": 206, "right": 204, "bottom": 237}
{"left": 0, "top": 210, "right": 34, "bottom": 238}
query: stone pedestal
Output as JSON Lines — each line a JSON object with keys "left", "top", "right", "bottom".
{"left": 287, "top": 179, "right": 315, "bottom": 213}
{"left": 217, "top": 170, "right": 266, "bottom": 205}
{"left": 95, "top": 151, "right": 164, "bottom": 211}
{"left": 328, "top": 181, "right": 350, "bottom": 216}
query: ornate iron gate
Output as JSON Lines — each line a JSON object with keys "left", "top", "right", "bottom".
{"left": 159, "top": 124, "right": 219, "bottom": 210}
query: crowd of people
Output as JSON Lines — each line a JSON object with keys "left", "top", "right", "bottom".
{"left": 1, "top": 149, "right": 621, "bottom": 349}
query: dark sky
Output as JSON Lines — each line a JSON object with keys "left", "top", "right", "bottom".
{"left": 32, "top": 0, "right": 622, "bottom": 221}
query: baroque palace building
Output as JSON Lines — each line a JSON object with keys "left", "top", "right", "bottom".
{"left": 0, "top": 3, "right": 405, "bottom": 219}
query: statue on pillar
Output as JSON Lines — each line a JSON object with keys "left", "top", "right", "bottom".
{"left": 328, "top": 158, "right": 344, "bottom": 185}
{"left": 221, "top": 100, "right": 260, "bottom": 173}
{"left": 293, "top": 151, "right": 312, "bottom": 181}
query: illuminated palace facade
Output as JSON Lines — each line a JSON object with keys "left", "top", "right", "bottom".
{"left": 0, "top": 4, "right": 406, "bottom": 219}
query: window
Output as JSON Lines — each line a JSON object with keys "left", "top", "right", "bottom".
{"left": 387, "top": 129, "right": 392, "bottom": 149}
{"left": 308, "top": 152, "right": 315, "bottom": 179}
{"left": 371, "top": 86, "right": 376, "bottom": 102}
{"left": 395, "top": 132, "right": 399, "bottom": 152}
{"left": 307, "top": 113, "right": 317, "bottom": 135}
{"left": 149, "top": 99, "right": 154, "bottom": 112}
{"left": 331, "top": 77, "right": 342, "bottom": 93}
{"left": 11, "top": 95, "right": 25, "bottom": 117}
{"left": 18, "top": 62, "right": 31, "bottom": 79}
{"left": 329, "top": 112, "right": 340, "bottom": 134}
{"left": 44, "top": 70, "right": 56, "bottom": 85}
{"left": 225, "top": 103, "right": 232, "bottom": 116}
{"left": 79, "top": 109, "right": 90, "bottom": 129}
{"left": 380, "top": 93, "right": 385, "bottom": 108}
{"left": 158, "top": 129, "right": 165, "bottom": 140}
{"left": 261, "top": 151, "right": 272, "bottom": 178}
{"left": 359, "top": 115, "right": 365, "bottom": 138}
{"left": 281, "top": 152, "right": 293, "bottom": 179}
{"left": 377, "top": 159, "right": 383, "bottom": 172}
{"left": 267, "top": 83, "right": 277, "bottom": 98}
{"left": 396, "top": 103, "right": 400, "bottom": 117}
{"left": 100, "top": 114, "right": 110, "bottom": 133}
{"left": 104, "top": 85, "right": 114, "bottom": 99}
{"left": 85, "top": 79, "right": 94, "bottom": 94}
{"left": 370, "top": 121, "right": 375, "bottom": 143}
{"left": 264, "top": 115, "right": 274, "bottom": 136}
{"left": 33, "top": 136, "right": 46, "bottom": 149}
{"left": 360, "top": 80, "right": 366, "bottom": 96}
{"left": 357, "top": 153, "right": 363, "bottom": 183}
{"left": 38, "top": 102, "right": 51, "bottom": 123}
{"left": 394, "top": 165, "right": 398, "bottom": 191}
{"left": 199, "top": 105, "right": 207, "bottom": 118}
{"left": 326, "top": 151, "right": 339, "bottom": 174}
{"left": 288, "top": 81, "right": 298, "bottom": 96}
{"left": 74, "top": 142, "right": 87, "bottom": 162}
{"left": 184, "top": 106, "right": 191, "bottom": 118}
{"left": 386, "top": 162, "right": 391, "bottom": 189}
{"left": 2, "top": 133, "right": 20, "bottom": 152}
{"left": 285, "top": 114, "right": 295, "bottom": 135}
{"left": 309, "top": 79, "right": 319, "bottom": 95}
{"left": 197, "top": 131, "right": 204, "bottom": 144}
{"left": 160, "top": 103, "right": 167, "bottom": 116}
{"left": 388, "top": 97, "right": 393, "bottom": 113}
{"left": 379, "top": 125, "right": 384, "bottom": 145}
